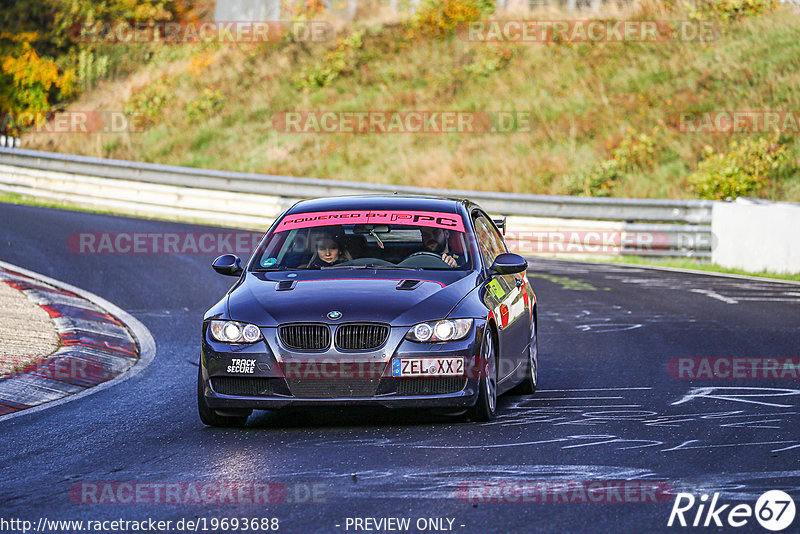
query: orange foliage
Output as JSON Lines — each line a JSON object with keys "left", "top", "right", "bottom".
{"left": 0, "top": 31, "right": 75, "bottom": 134}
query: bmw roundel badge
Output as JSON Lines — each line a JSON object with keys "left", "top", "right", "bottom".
{"left": 327, "top": 310, "right": 342, "bottom": 320}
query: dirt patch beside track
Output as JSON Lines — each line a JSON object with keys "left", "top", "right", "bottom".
{"left": 0, "top": 279, "right": 60, "bottom": 375}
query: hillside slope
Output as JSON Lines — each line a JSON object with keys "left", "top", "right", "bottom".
{"left": 24, "top": 3, "right": 800, "bottom": 200}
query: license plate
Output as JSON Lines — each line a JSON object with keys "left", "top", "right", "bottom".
{"left": 392, "top": 358, "right": 464, "bottom": 377}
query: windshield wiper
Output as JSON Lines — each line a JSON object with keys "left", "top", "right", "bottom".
{"left": 368, "top": 265, "right": 422, "bottom": 270}
{"left": 320, "top": 264, "right": 422, "bottom": 270}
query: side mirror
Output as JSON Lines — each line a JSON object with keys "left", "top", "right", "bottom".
{"left": 212, "top": 254, "right": 243, "bottom": 276}
{"left": 490, "top": 253, "right": 527, "bottom": 275}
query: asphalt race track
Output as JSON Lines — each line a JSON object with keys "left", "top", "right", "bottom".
{"left": 1, "top": 202, "right": 799, "bottom": 534}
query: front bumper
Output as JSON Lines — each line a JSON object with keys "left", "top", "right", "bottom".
{"left": 199, "top": 322, "right": 485, "bottom": 410}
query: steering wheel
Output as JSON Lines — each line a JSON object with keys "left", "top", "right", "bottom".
{"left": 406, "top": 251, "right": 445, "bottom": 260}
{"left": 402, "top": 251, "right": 453, "bottom": 268}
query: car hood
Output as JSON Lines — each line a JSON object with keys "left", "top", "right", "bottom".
{"left": 226, "top": 270, "right": 479, "bottom": 327}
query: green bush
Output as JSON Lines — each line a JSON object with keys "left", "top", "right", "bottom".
{"left": 569, "top": 129, "right": 658, "bottom": 196}
{"left": 185, "top": 88, "right": 224, "bottom": 121}
{"left": 685, "top": 0, "right": 777, "bottom": 21}
{"left": 294, "top": 30, "right": 364, "bottom": 90}
{"left": 124, "top": 78, "right": 172, "bottom": 126}
{"left": 463, "top": 46, "right": 513, "bottom": 77}
{"left": 688, "top": 135, "right": 790, "bottom": 200}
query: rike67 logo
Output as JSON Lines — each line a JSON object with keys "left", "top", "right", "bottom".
{"left": 668, "top": 490, "right": 796, "bottom": 531}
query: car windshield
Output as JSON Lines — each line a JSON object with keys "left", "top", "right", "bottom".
{"left": 252, "top": 210, "right": 473, "bottom": 271}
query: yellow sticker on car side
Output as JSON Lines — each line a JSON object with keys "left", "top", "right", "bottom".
{"left": 487, "top": 279, "right": 506, "bottom": 300}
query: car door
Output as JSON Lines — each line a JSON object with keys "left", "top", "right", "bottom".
{"left": 472, "top": 211, "right": 531, "bottom": 386}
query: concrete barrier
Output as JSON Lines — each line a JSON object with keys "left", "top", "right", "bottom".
{"left": 712, "top": 199, "right": 800, "bottom": 274}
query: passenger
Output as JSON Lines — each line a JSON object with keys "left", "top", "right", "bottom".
{"left": 306, "top": 233, "right": 352, "bottom": 268}
{"left": 420, "top": 226, "right": 465, "bottom": 267}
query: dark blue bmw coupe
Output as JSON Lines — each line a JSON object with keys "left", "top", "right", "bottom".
{"left": 198, "top": 195, "right": 537, "bottom": 426}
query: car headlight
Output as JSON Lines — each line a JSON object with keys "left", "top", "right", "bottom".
{"left": 405, "top": 319, "right": 473, "bottom": 342}
{"left": 209, "top": 320, "right": 263, "bottom": 343}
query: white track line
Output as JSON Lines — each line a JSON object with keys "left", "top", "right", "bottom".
{"left": 538, "top": 388, "right": 652, "bottom": 392}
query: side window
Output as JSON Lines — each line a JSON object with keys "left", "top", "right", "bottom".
{"left": 473, "top": 213, "right": 506, "bottom": 269}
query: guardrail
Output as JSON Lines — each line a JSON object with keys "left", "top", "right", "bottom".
{"left": 0, "top": 147, "right": 714, "bottom": 257}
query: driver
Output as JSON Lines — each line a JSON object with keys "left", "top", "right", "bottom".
{"left": 420, "top": 227, "right": 465, "bottom": 268}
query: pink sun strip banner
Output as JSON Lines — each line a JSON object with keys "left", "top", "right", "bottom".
{"left": 275, "top": 211, "right": 466, "bottom": 232}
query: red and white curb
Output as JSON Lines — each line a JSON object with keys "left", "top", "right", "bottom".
{"left": 0, "top": 261, "right": 155, "bottom": 422}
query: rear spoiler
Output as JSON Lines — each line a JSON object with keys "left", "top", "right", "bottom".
{"left": 492, "top": 217, "right": 507, "bottom": 235}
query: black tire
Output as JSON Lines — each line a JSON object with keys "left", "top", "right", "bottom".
{"left": 197, "top": 366, "right": 251, "bottom": 427}
{"left": 514, "top": 327, "right": 538, "bottom": 395}
{"left": 468, "top": 328, "right": 498, "bottom": 422}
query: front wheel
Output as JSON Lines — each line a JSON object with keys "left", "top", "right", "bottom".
{"left": 197, "top": 366, "right": 251, "bottom": 427}
{"left": 468, "top": 329, "right": 498, "bottom": 422}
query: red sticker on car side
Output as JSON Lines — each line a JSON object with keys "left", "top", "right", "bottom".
{"left": 275, "top": 210, "right": 466, "bottom": 232}
{"left": 499, "top": 304, "right": 509, "bottom": 329}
